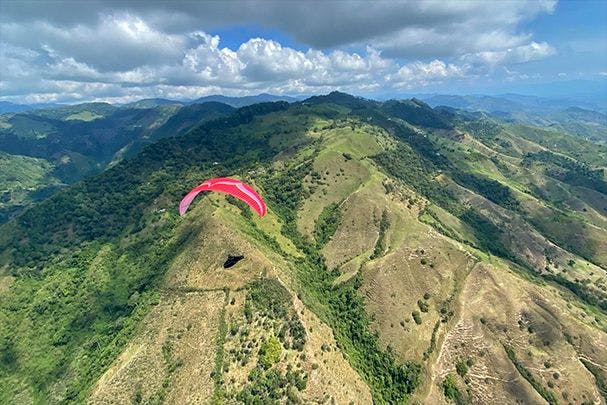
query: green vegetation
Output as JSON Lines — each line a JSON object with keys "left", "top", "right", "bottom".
{"left": 423, "top": 320, "right": 440, "bottom": 360}
{"left": 0, "top": 101, "right": 291, "bottom": 402}
{"left": 65, "top": 111, "right": 103, "bottom": 121}
{"left": 412, "top": 311, "right": 422, "bottom": 325}
{"left": 458, "top": 209, "right": 512, "bottom": 260}
{"left": 381, "top": 99, "right": 453, "bottom": 129}
{"left": 504, "top": 345, "right": 557, "bottom": 405}
{"left": 260, "top": 154, "right": 421, "bottom": 403}
{"left": 370, "top": 210, "right": 389, "bottom": 259}
{"left": 0, "top": 151, "right": 62, "bottom": 222}
{"left": 259, "top": 336, "right": 282, "bottom": 368}
{"left": 455, "top": 358, "right": 469, "bottom": 377}
{"left": 543, "top": 273, "right": 607, "bottom": 312}
{"left": 150, "top": 333, "right": 185, "bottom": 403}
{"left": 248, "top": 278, "right": 293, "bottom": 319}
{"left": 372, "top": 106, "right": 606, "bottom": 316}
{"left": 0, "top": 102, "right": 234, "bottom": 223}
{"left": 211, "top": 291, "right": 229, "bottom": 403}
{"left": 314, "top": 202, "right": 341, "bottom": 247}
{"left": 0, "top": 151, "right": 56, "bottom": 189}
{"left": 219, "top": 279, "right": 308, "bottom": 403}
{"left": 236, "top": 367, "right": 308, "bottom": 404}
{"left": 1, "top": 93, "right": 606, "bottom": 403}
{"left": 0, "top": 232, "right": 184, "bottom": 402}
{"left": 509, "top": 124, "right": 607, "bottom": 167}
{"left": 374, "top": 139, "right": 456, "bottom": 213}
{"left": 452, "top": 172, "right": 519, "bottom": 211}
{"left": 524, "top": 150, "right": 607, "bottom": 194}
{"left": 442, "top": 374, "right": 467, "bottom": 404}
{"left": 246, "top": 279, "right": 306, "bottom": 351}
{"left": 580, "top": 358, "right": 607, "bottom": 401}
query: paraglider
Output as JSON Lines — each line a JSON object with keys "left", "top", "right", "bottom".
{"left": 179, "top": 177, "right": 267, "bottom": 217}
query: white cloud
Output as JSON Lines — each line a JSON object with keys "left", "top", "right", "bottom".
{"left": 0, "top": 1, "right": 560, "bottom": 103}
{"left": 1, "top": 14, "right": 186, "bottom": 72}
{"left": 463, "top": 42, "right": 555, "bottom": 65}
{"left": 1, "top": 0, "right": 557, "bottom": 56}
{"left": 0, "top": 30, "right": 523, "bottom": 103}
{"left": 390, "top": 60, "right": 468, "bottom": 89}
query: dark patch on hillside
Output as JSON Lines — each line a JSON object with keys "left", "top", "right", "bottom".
{"left": 223, "top": 255, "right": 244, "bottom": 268}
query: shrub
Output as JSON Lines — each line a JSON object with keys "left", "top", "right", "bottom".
{"left": 258, "top": 336, "right": 282, "bottom": 369}
{"left": 442, "top": 374, "right": 466, "bottom": 404}
{"left": 456, "top": 358, "right": 469, "bottom": 377}
{"left": 417, "top": 300, "right": 429, "bottom": 313}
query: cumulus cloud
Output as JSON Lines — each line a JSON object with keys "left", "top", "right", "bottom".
{"left": 1, "top": 14, "right": 186, "bottom": 72}
{"left": 1, "top": 1, "right": 556, "bottom": 54}
{"left": 0, "top": 1, "right": 559, "bottom": 102}
{"left": 390, "top": 60, "right": 468, "bottom": 89}
{"left": 463, "top": 42, "right": 555, "bottom": 65}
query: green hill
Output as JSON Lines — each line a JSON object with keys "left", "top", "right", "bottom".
{"left": 0, "top": 93, "right": 605, "bottom": 404}
{"left": 0, "top": 102, "right": 234, "bottom": 224}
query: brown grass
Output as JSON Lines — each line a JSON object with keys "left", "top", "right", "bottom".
{"left": 89, "top": 290, "right": 225, "bottom": 404}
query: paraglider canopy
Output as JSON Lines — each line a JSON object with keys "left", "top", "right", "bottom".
{"left": 179, "top": 177, "right": 267, "bottom": 217}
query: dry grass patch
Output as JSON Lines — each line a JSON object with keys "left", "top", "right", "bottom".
{"left": 165, "top": 203, "right": 277, "bottom": 291}
{"left": 89, "top": 290, "right": 225, "bottom": 404}
{"left": 426, "top": 262, "right": 607, "bottom": 404}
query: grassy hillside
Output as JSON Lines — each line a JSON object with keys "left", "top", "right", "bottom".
{"left": 0, "top": 152, "right": 63, "bottom": 222}
{"left": 422, "top": 94, "right": 607, "bottom": 145}
{"left": 0, "top": 102, "right": 234, "bottom": 224}
{"left": 0, "top": 93, "right": 605, "bottom": 404}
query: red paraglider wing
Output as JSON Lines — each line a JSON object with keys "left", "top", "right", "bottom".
{"left": 179, "top": 177, "right": 267, "bottom": 217}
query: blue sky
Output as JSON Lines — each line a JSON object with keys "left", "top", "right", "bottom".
{"left": 518, "top": 0, "right": 607, "bottom": 77}
{"left": 0, "top": 0, "right": 605, "bottom": 103}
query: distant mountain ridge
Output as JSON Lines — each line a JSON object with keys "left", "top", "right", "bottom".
{"left": 420, "top": 93, "right": 607, "bottom": 144}
{"left": 3, "top": 91, "right": 604, "bottom": 115}
{"left": 1, "top": 93, "right": 303, "bottom": 114}
{"left": 420, "top": 93, "right": 606, "bottom": 114}
{"left": 0, "top": 101, "right": 235, "bottom": 222}
{"left": 123, "top": 98, "right": 184, "bottom": 109}
{"left": 0, "top": 101, "right": 64, "bottom": 114}
{"left": 0, "top": 101, "right": 32, "bottom": 114}
{"left": 123, "top": 93, "right": 302, "bottom": 108}
{"left": 189, "top": 93, "right": 302, "bottom": 107}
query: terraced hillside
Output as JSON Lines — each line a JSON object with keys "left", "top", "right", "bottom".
{"left": 0, "top": 93, "right": 605, "bottom": 404}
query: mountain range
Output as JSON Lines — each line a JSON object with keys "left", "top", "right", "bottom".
{"left": 0, "top": 92, "right": 606, "bottom": 404}
{"left": 0, "top": 94, "right": 303, "bottom": 115}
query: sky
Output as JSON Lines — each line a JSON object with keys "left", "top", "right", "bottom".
{"left": 0, "top": 0, "right": 606, "bottom": 104}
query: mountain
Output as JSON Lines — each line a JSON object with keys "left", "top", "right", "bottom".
{"left": 30, "top": 102, "right": 119, "bottom": 121}
{"left": 190, "top": 93, "right": 302, "bottom": 107}
{"left": 148, "top": 102, "right": 235, "bottom": 140}
{"left": 0, "top": 102, "right": 234, "bottom": 223}
{"left": 0, "top": 101, "right": 66, "bottom": 114}
{"left": 124, "top": 98, "right": 185, "bottom": 109}
{"left": 0, "top": 92, "right": 606, "bottom": 404}
{"left": 0, "top": 101, "right": 34, "bottom": 114}
{"left": 422, "top": 93, "right": 606, "bottom": 114}
{"left": 502, "top": 79, "right": 607, "bottom": 107}
{"left": 422, "top": 94, "right": 607, "bottom": 145}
